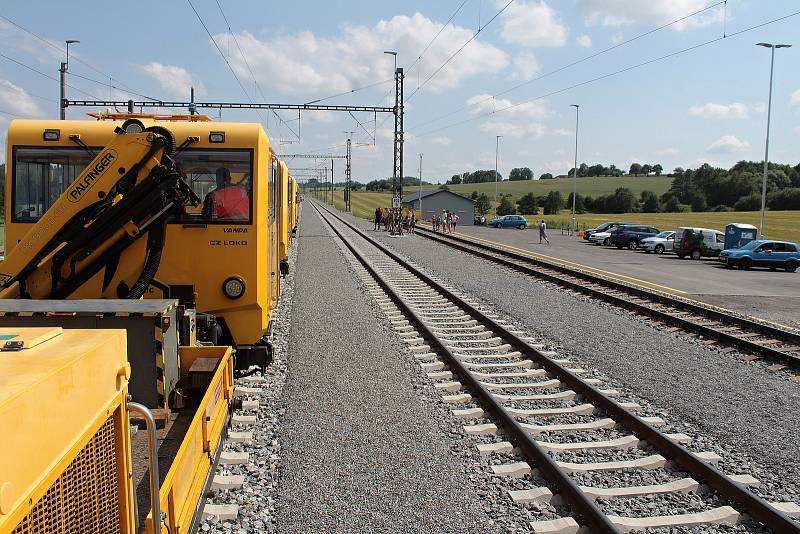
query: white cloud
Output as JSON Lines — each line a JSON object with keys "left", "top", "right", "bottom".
{"left": 430, "top": 136, "right": 452, "bottom": 146}
{"left": 218, "top": 13, "right": 507, "bottom": 96}
{"left": 706, "top": 135, "right": 750, "bottom": 154}
{"left": 500, "top": 1, "right": 568, "bottom": 48}
{"left": 511, "top": 52, "right": 542, "bottom": 81}
{"left": 576, "top": 34, "right": 592, "bottom": 48}
{"left": 0, "top": 80, "right": 41, "bottom": 117}
{"left": 577, "top": 0, "right": 723, "bottom": 30}
{"left": 0, "top": 20, "right": 62, "bottom": 62}
{"left": 554, "top": 128, "right": 574, "bottom": 136}
{"left": 791, "top": 89, "right": 800, "bottom": 107}
{"left": 479, "top": 120, "right": 546, "bottom": 138}
{"left": 140, "top": 63, "right": 205, "bottom": 100}
{"left": 655, "top": 147, "right": 680, "bottom": 156}
{"left": 466, "top": 94, "right": 549, "bottom": 120}
{"left": 688, "top": 102, "right": 749, "bottom": 119}
{"left": 611, "top": 32, "right": 624, "bottom": 44}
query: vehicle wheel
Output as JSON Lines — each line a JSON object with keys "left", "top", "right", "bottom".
{"left": 495, "top": 223, "right": 501, "bottom": 229}
{"left": 628, "top": 240, "right": 639, "bottom": 250}
{"left": 677, "top": 253, "right": 686, "bottom": 259}
{"left": 603, "top": 237, "right": 610, "bottom": 246}
{"left": 518, "top": 224, "right": 526, "bottom": 229}
{"left": 739, "top": 257, "right": 752, "bottom": 270}
{"left": 616, "top": 245, "right": 623, "bottom": 249}
{"left": 724, "top": 263, "right": 732, "bottom": 269}
{"left": 690, "top": 249, "right": 701, "bottom": 260}
{"left": 786, "top": 260, "right": 798, "bottom": 273}
{"left": 655, "top": 244, "right": 665, "bottom": 254}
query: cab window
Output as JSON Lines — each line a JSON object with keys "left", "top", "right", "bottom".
{"left": 12, "top": 147, "right": 96, "bottom": 222}
{"left": 172, "top": 149, "right": 253, "bottom": 224}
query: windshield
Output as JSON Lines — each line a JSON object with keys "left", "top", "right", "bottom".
{"left": 738, "top": 241, "right": 761, "bottom": 250}
{"left": 655, "top": 231, "right": 673, "bottom": 238}
{"left": 12, "top": 146, "right": 253, "bottom": 224}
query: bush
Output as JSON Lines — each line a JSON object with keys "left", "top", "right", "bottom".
{"left": 767, "top": 188, "right": 800, "bottom": 210}
{"left": 516, "top": 193, "right": 538, "bottom": 215}
{"left": 711, "top": 204, "right": 734, "bottom": 212}
{"left": 662, "top": 196, "right": 688, "bottom": 213}
{"left": 543, "top": 191, "right": 564, "bottom": 215}
{"left": 496, "top": 195, "right": 516, "bottom": 215}
{"left": 733, "top": 193, "right": 762, "bottom": 211}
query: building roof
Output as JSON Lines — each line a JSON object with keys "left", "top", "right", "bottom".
{"left": 401, "top": 189, "right": 475, "bottom": 204}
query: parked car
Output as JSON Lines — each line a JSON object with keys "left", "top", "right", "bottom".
{"left": 641, "top": 231, "right": 676, "bottom": 254}
{"left": 490, "top": 215, "right": 527, "bottom": 229}
{"left": 609, "top": 224, "right": 661, "bottom": 250}
{"left": 474, "top": 215, "right": 486, "bottom": 225}
{"left": 719, "top": 240, "right": 800, "bottom": 272}
{"left": 584, "top": 221, "right": 625, "bottom": 241}
{"left": 588, "top": 223, "right": 627, "bottom": 246}
{"left": 673, "top": 227, "right": 725, "bottom": 259}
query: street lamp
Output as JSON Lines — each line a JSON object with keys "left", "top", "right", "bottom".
{"left": 59, "top": 39, "right": 80, "bottom": 120}
{"left": 570, "top": 104, "right": 580, "bottom": 234}
{"left": 755, "top": 42, "right": 791, "bottom": 239}
{"left": 494, "top": 135, "right": 502, "bottom": 204}
{"left": 383, "top": 51, "right": 397, "bottom": 74}
{"left": 419, "top": 153, "right": 424, "bottom": 221}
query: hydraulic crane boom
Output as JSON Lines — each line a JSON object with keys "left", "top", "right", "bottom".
{"left": 0, "top": 121, "right": 199, "bottom": 300}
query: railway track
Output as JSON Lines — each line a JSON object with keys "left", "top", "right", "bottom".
{"left": 313, "top": 201, "right": 800, "bottom": 533}
{"left": 412, "top": 226, "right": 800, "bottom": 370}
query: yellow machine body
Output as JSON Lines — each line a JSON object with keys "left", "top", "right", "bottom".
{"left": 4, "top": 118, "right": 282, "bottom": 346}
{"left": 0, "top": 328, "right": 135, "bottom": 534}
{"left": 278, "top": 161, "right": 290, "bottom": 268}
{"left": 288, "top": 175, "right": 299, "bottom": 233}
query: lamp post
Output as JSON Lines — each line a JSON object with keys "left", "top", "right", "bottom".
{"left": 755, "top": 42, "right": 791, "bottom": 239}
{"left": 494, "top": 135, "right": 502, "bottom": 204}
{"left": 59, "top": 39, "right": 80, "bottom": 120}
{"left": 383, "top": 50, "right": 398, "bottom": 73}
{"left": 570, "top": 104, "right": 580, "bottom": 234}
{"left": 419, "top": 153, "right": 424, "bottom": 221}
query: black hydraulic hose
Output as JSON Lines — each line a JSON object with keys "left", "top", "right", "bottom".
{"left": 128, "top": 224, "right": 166, "bottom": 299}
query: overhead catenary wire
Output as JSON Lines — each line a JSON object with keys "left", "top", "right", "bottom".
{"left": 211, "top": 0, "right": 299, "bottom": 141}
{"left": 404, "top": 0, "right": 515, "bottom": 103}
{"left": 414, "top": 8, "right": 800, "bottom": 138}
{"left": 0, "top": 13, "right": 158, "bottom": 101}
{"left": 412, "top": 0, "right": 728, "bottom": 131}
{"left": 0, "top": 52, "right": 102, "bottom": 100}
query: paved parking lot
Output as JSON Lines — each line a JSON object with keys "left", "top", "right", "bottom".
{"left": 447, "top": 224, "right": 800, "bottom": 327}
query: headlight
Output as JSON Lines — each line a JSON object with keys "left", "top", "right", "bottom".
{"left": 222, "top": 276, "right": 245, "bottom": 299}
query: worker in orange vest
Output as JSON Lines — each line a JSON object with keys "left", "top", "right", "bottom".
{"left": 202, "top": 168, "right": 250, "bottom": 221}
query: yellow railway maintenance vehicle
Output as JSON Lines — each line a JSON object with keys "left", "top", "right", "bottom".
{"left": 3, "top": 114, "right": 290, "bottom": 371}
{"left": 0, "top": 326, "right": 234, "bottom": 534}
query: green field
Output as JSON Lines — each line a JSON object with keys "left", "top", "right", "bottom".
{"left": 306, "top": 190, "right": 799, "bottom": 244}
{"left": 449, "top": 175, "right": 672, "bottom": 201}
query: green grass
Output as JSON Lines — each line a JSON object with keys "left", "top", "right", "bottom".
{"left": 305, "top": 190, "right": 799, "bottom": 244}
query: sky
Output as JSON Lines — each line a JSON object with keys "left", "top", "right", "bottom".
{"left": 1, "top": 0, "right": 799, "bottom": 185}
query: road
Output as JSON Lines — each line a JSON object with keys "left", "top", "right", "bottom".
{"left": 441, "top": 223, "right": 800, "bottom": 328}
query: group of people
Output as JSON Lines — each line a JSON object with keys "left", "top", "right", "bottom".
{"left": 431, "top": 210, "right": 459, "bottom": 233}
{"left": 374, "top": 207, "right": 416, "bottom": 234}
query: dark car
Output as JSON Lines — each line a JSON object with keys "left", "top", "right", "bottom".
{"left": 584, "top": 221, "right": 625, "bottom": 241}
{"left": 609, "top": 224, "right": 660, "bottom": 250}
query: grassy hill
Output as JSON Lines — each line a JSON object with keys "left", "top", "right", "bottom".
{"left": 449, "top": 175, "right": 672, "bottom": 201}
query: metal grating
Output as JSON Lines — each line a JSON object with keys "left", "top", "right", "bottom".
{"left": 12, "top": 415, "right": 122, "bottom": 534}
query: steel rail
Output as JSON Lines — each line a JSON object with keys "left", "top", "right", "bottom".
{"left": 315, "top": 202, "right": 800, "bottom": 534}
{"left": 414, "top": 227, "right": 800, "bottom": 367}
{"left": 312, "top": 202, "right": 620, "bottom": 533}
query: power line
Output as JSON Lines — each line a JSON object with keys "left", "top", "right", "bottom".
{"left": 304, "top": 78, "right": 394, "bottom": 105}
{"left": 0, "top": 52, "right": 102, "bottom": 100}
{"left": 0, "top": 13, "right": 157, "bottom": 101}
{"left": 412, "top": 0, "right": 727, "bottom": 131}
{"left": 404, "top": 0, "right": 515, "bottom": 103}
{"left": 211, "top": 0, "right": 298, "bottom": 140}
{"left": 67, "top": 71, "right": 162, "bottom": 101}
{"left": 408, "top": 0, "right": 471, "bottom": 71}
{"left": 415, "top": 9, "right": 800, "bottom": 138}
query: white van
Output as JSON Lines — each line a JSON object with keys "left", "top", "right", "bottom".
{"left": 673, "top": 227, "right": 725, "bottom": 260}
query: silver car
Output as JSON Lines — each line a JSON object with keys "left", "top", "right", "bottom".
{"left": 641, "top": 231, "right": 675, "bottom": 254}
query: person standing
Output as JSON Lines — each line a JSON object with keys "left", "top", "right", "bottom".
{"left": 374, "top": 207, "right": 382, "bottom": 231}
{"left": 452, "top": 212, "right": 459, "bottom": 232}
{"left": 539, "top": 219, "right": 550, "bottom": 245}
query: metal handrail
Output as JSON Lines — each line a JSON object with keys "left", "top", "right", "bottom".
{"left": 127, "top": 402, "right": 163, "bottom": 532}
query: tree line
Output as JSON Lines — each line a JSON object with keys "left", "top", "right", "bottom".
{"left": 449, "top": 162, "right": 667, "bottom": 185}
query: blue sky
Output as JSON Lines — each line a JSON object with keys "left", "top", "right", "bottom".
{"left": 1, "top": 1, "right": 799, "bottom": 184}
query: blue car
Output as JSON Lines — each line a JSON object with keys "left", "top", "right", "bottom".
{"left": 490, "top": 215, "right": 528, "bottom": 229}
{"left": 718, "top": 240, "right": 800, "bottom": 272}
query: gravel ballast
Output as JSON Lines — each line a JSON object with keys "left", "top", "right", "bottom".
{"left": 273, "top": 206, "right": 496, "bottom": 533}
{"left": 339, "top": 212, "right": 800, "bottom": 505}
